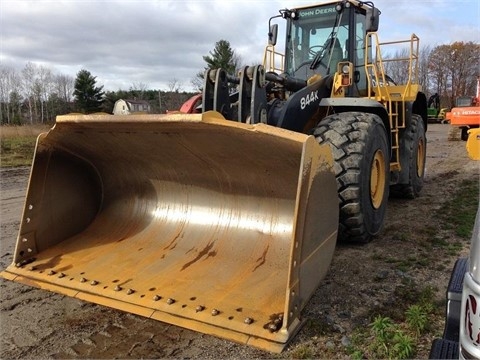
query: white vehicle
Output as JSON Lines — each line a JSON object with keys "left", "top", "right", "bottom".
{"left": 430, "top": 207, "right": 480, "bottom": 359}
{"left": 459, "top": 207, "right": 480, "bottom": 359}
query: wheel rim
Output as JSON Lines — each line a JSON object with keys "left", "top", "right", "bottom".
{"left": 416, "top": 138, "right": 425, "bottom": 177}
{"left": 370, "top": 149, "right": 386, "bottom": 209}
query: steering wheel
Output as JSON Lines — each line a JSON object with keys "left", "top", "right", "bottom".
{"left": 308, "top": 45, "right": 324, "bottom": 57}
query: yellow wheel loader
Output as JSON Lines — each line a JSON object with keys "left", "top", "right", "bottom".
{"left": 1, "top": 0, "right": 428, "bottom": 353}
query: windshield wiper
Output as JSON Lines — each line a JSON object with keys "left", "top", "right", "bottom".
{"left": 309, "top": 42, "right": 328, "bottom": 70}
{"left": 309, "top": 9, "right": 343, "bottom": 72}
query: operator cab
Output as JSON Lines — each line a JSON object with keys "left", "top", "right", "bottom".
{"left": 277, "top": 0, "right": 380, "bottom": 96}
{"left": 456, "top": 95, "right": 475, "bottom": 107}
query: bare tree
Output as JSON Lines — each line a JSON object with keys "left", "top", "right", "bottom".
{"left": 190, "top": 76, "right": 203, "bottom": 93}
{"left": 36, "top": 65, "right": 53, "bottom": 123}
{"left": 382, "top": 42, "right": 479, "bottom": 109}
{"left": 0, "top": 66, "right": 24, "bottom": 124}
{"left": 418, "top": 44, "right": 432, "bottom": 94}
{"left": 0, "top": 66, "right": 11, "bottom": 124}
{"left": 0, "top": 63, "right": 83, "bottom": 123}
{"left": 428, "top": 45, "right": 450, "bottom": 104}
{"left": 54, "top": 74, "right": 74, "bottom": 113}
{"left": 162, "top": 78, "right": 187, "bottom": 111}
{"left": 428, "top": 41, "right": 480, "bottom": 108}
{"left": 9, "top": 69, "right": 23, "bottom": 124}
{"left": 130, "top": 82, "right": 149, "bottom": 100}
{"left": 383, "top": 48, "right": 410, "bottom": 85}
{"left": 167, "top": 78, "right": 183, "bottom": 93}
{"left": 22, "top": 62, "right": 38, "bottom": 123}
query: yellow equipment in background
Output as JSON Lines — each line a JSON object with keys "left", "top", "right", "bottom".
{"left": 466, "top": 128, "right": 480, "bottom": 160}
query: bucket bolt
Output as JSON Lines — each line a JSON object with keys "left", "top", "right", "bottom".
{"left": 127, "top": 289, "right": 135, "bottom": 295}
{"left": 153, "top": 295, "right": 162, "bottom": 301}
{"left": 16, "top": 258, "right": 35, "bottom": 268}
{"left": 48, "top": 270, "right": 56, "bottom": 276}
{"left": 244, "top": 317, "right": 254, "bottom": 325}
{"left": 211, "top": 309, "right": 220, "bottom": 316}
{"left": 195, "top": 305, "right": 205, "bottom": 313}
{"left": 90, "top": 280, "right": 98, "bottom": 286}
{"left": 266, "top": 313, "right": 284, "bottom": 333}
{"left": 114, "top": 285, "right": 122, "bottom": 291}
{"left": 166, "top": 298, "right": 175, "bottom": 305}
{"left": 58, "top": 273, "right": 66, "bottom": 278}
{"left": 80, "top": 277, "right": 87, "bottom": 283}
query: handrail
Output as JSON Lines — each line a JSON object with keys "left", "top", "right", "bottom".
{"left": 263, "top": 44, "right": 285, "bottom": 74}
{"left": 365, "top": 32, "right": 421, "bottom": 102}
{"left": 364, "top": 32, "right": 421, "bottom": 170}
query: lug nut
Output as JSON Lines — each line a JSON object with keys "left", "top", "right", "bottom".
{"left": 268, "top": 323, "right": 279, "bottom": 332}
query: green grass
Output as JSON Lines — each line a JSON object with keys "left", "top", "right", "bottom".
{"left": 290, "top": 344, "right": 315, "bottom": 359}
{"left": 0, "top": 125, "right": 49, "bottom": 167}
{"left": 436, "top": 179, "right": 479, "bottom": 239}
{"left": 348, "top": 285, "right": 436, "bottom": 359}
{"left": 382, "top": 179, "right": 478, "bottom": 275}
{"left": 0, "top": 136, "right": 38, "bottom": 167}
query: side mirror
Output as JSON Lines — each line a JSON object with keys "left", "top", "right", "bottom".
{"left": 366, "top": 7, "right": 380, "bottom": 32}
{"left": 268, "top": 24, "right": 278, "bottom": 46}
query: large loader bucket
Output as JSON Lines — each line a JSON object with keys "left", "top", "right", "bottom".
{"left": 1, "top": 111, "right": 338, "bottom": 352}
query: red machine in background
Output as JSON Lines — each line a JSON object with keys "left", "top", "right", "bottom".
{"left": 177, "top": 93, "right": 202, "bottom": 113}
{"left": 447, "top": 77, "right": 480, "bottom": 141}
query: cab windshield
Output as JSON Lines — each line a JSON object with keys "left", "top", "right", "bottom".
{"left": 285, "top": 5, "right": 350, "bottom": 79}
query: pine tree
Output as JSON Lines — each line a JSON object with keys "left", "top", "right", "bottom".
{"left": 194, "top": 40, "right": 241, "bottom": 90}
{"left": 203, "top": 40, "right": 238, "bottom": 74}
{"left": 73, "top": 69, "right": 105, "bottom": 113}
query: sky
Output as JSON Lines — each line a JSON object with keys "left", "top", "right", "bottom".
{"left": 1, "top": 0, "right": 479, "bottom": 93}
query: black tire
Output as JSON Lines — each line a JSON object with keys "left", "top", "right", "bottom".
{"left": 461, "top": 127, "right": 469, "bottom": 141}
{"left": 390, "top": 114, "right": 426, "bottom": 199}
{"left": 313, "top": 112, "right": 390, "bottom": 243}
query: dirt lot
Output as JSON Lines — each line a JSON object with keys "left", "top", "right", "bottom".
{"left": 1, "top": 123, "right": 478, "bottom": 359}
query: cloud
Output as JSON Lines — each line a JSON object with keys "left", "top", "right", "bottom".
{"left": 1, "top": 0, "right": 478, "bottom": 92}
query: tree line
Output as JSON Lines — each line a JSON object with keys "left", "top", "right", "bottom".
{"left": 383, "top": 41, "right": 479, "bottom": 109}
{"left": 0, "top": 64, "right": 196, "bottom": 125}
{"left": 1, "top": 40, "right": 478, "bottom": 125}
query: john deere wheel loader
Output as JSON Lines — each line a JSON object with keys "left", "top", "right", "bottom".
{"left": 1, "top": 0, "right": 428, "bottom": 353}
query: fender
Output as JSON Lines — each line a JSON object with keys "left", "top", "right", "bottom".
{"left": 319, "top": 97, "right": 391, "bottom": 151}
{"left": 319, "top": 97, "right": 390, "bottom": 125}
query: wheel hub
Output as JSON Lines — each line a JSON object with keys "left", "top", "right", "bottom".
{"left": 416, "top": 138, "right": 425, "bottom": 177}
{"left": 370, "top": 149, "right": 386, "bottom": 209}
